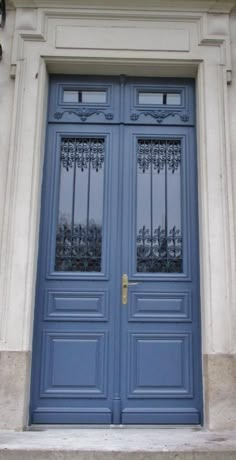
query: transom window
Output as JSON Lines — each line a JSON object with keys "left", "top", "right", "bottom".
{"left": 138, "top": 92, "right": 181, "bottom": 106}
{"left": 63, "top": 90, "right": 107, "bottom": 104}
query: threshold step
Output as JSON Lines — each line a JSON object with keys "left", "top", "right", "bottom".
{"left": 1, "top": 428, "right": 236, "bottom": 460}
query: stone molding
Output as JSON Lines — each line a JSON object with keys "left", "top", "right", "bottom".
{"left": 0, "top": 2, "right": 235, "bottom": 361}
{"left": 9, "top": 0, "right": 236, "bottom": 14}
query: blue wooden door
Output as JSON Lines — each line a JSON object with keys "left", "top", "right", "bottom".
{"left": 30, "top": 76, "right": 202, "bottom": 424}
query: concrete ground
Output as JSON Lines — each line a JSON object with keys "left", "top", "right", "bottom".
{"left": 1, "top": 428, "right": 236, "bottom": 459}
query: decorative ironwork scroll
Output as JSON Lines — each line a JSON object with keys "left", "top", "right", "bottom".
{"left": 60, "top": 138, "right": 105, "bottom": 172}
{"left": 130, "top": 110, "right": 189, "bottom": 123}
{"left": 55, "top": 137, "right": 105, "bottom": 272}
{"left": 54, "top": 109, "right": 113, "bottom": 122}
{"left": 137, "top": 139, "right": 181, "bottom": 174}
{"left": 137, "top": 225, "right": 182, "bottom": 273}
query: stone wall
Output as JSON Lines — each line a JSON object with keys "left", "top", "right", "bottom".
{"left": 0, "top": 0, "right": 236, "bottom": 430}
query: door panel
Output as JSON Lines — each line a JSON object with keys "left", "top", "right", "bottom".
{"left": 30, "top": 76, "right": 202, "bottom": 425}
{"left": 31, "top": 123, "right": 121, "bottom": 423}
{"left": 120, "top": 126, "right": 201, "bottom": 424}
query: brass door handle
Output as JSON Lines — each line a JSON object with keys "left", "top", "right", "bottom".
{"left": 122, "top": 273, "right": 141, "bottom": 304}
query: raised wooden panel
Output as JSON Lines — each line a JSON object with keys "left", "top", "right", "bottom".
{"left": 128, "top": 332, "right": 193, "bottom": 398}
{"left": 129, "top": 292, "right": 191, "bottom": 321}
{"left": 40, "top": 332, "right": 108, "bottom": 398}
{"left": 121, "top": 407, "right": 201, "bottom": 425}
{"left": 45, "top": 290, "right": 108, "bottom": 321}
{"left": 32, "top": 407, "right": 112, "bottom": 424}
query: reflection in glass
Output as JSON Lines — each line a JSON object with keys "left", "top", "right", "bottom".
{"left": 82, "top": 91, "right": 107, "bottom": 103}
{"left": 55, "top": 138, "right": 105, "bottom": 272}
{"left": 166, "top": 93, "right": 181, "bottom": 105}
{"left": 136, "top": 139, "right": 182, "bottom": 273}
{"left": 138, "top": 92, "right": 163, "bottom": 105}
{"left": 63, "top": 91, "right": 78, "bottom": 103}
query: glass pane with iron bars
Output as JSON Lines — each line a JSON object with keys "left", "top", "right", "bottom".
{"left": 137, "top": 138, "right": 182, "bottom": 273}
{"left": 55, "top": 137, "right": 105, "bottom": 272}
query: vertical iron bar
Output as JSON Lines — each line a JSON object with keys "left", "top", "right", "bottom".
{"left": 71, "top": 140, "right": 77, "bottom": 269}
{"left": 86, "top": 140, "right": 91, "bottom": 263}
{"left": 165, "top": 141, "right": 168, "bottom": 270}
{"left": 150, "top": 142, "right": 153, "bottom": 269}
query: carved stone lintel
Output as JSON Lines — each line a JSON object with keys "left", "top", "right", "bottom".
{"left": 130, "top": 110, "right": 189, "bottom": 123}
{"left": 54, "top": 109, "right": 114, "bottom": 122}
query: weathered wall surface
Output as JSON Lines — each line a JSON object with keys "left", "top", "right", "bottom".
{"left": 0, "top": 8, "right": 15, "bottom": 273}
{"left": 229, "top": 9, "right": 236, "bottom": 349}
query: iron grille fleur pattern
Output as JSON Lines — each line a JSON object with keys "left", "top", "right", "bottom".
{"left": 56, "top": 222, "right": 102, "bottom": 272}
{"left": 61, "top": 138, "right": 105, "bottom": 172}
{"left": 137, "top": 139, "right": 181, "bottom": 174}
{"left": 55, "top": 137, "right": 105, "bottom": 272}
{"left": 137, "top": 225, "right": 182, "bottom": 273}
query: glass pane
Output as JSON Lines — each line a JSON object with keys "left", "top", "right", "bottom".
{"left": 138, "top": 91, "right": 181, "bottom": 106}
{"left": 138, "top": 92, "right": 163, "bottom": 105}
{"left": 55, "top": 138, "right": 105, "bottom": 272}
{"left": 63, "top": 91, "right": 78, "bottom": 103}
{"left": 63, "top": 90, "right": 107, "bottom": 104}
{"left": 136, "top": 139, "right": 182, "bottom": 273}
{"left": 81, "top": 91, "right": 107, "bottom": 103}
{"left": 166, "top": 93, "right": 181, "bottom": 105}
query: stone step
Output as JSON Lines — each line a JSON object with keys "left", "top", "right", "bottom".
{"left": 1, "top": 451, "right": 236, "bottom": 460}
{"left": 1, "top": 429, "right": 236, "bottom": 460}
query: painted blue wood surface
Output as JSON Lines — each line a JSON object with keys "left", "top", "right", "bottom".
{"left": 30, "top": 76, "right": 202, "bottom": 425}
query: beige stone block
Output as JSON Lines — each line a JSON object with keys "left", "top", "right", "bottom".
{"left": 0, "top": 351, "right": 31, "bottom": 430}
{"left": 56, "top": 25, "right": 190, "bottom": 52}
{"left": 204, "top": 354, "right": 236, "bottom": 430}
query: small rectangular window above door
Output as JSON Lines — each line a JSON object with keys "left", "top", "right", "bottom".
{"left": 63, "top": 90, "right": 107, "bottom": 104}
{"left": 138, "top": 92, "right": 181, "bottom": 106}
{"left": 125, "top": 81, "right": 194, "bottom": 125}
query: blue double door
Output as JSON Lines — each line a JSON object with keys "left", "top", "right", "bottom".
{"left": 31, "top": 76, "right": 202, "bottom": 424}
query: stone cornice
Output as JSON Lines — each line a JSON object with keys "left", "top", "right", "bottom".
{"left": 8, "top": 0, "right": 236, "bottom": 14}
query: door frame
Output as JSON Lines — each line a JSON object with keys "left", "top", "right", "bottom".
{"left": 2, "top": 4, "right": 235, "bottom": 430}
{"left": 30, "top": 79, "right": 202, "bottom": 424}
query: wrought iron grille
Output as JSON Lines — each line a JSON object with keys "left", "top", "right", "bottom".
{"left": 55, "top": 138, "right": 105, "bottom": 272}
{"left": 137, "top": 225, "right": 182, "bottom": 273}
{"left": 60, "top": 137, "right": 105, "bottom": 172}
{"left": 136, "top": 138, "right": 182, "bottom": 273}
{"left": 56, "top": 222, "right": 102, "bottom": 272}
{"left": 137, "top": 139, "right": 181, "bottom": 174}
